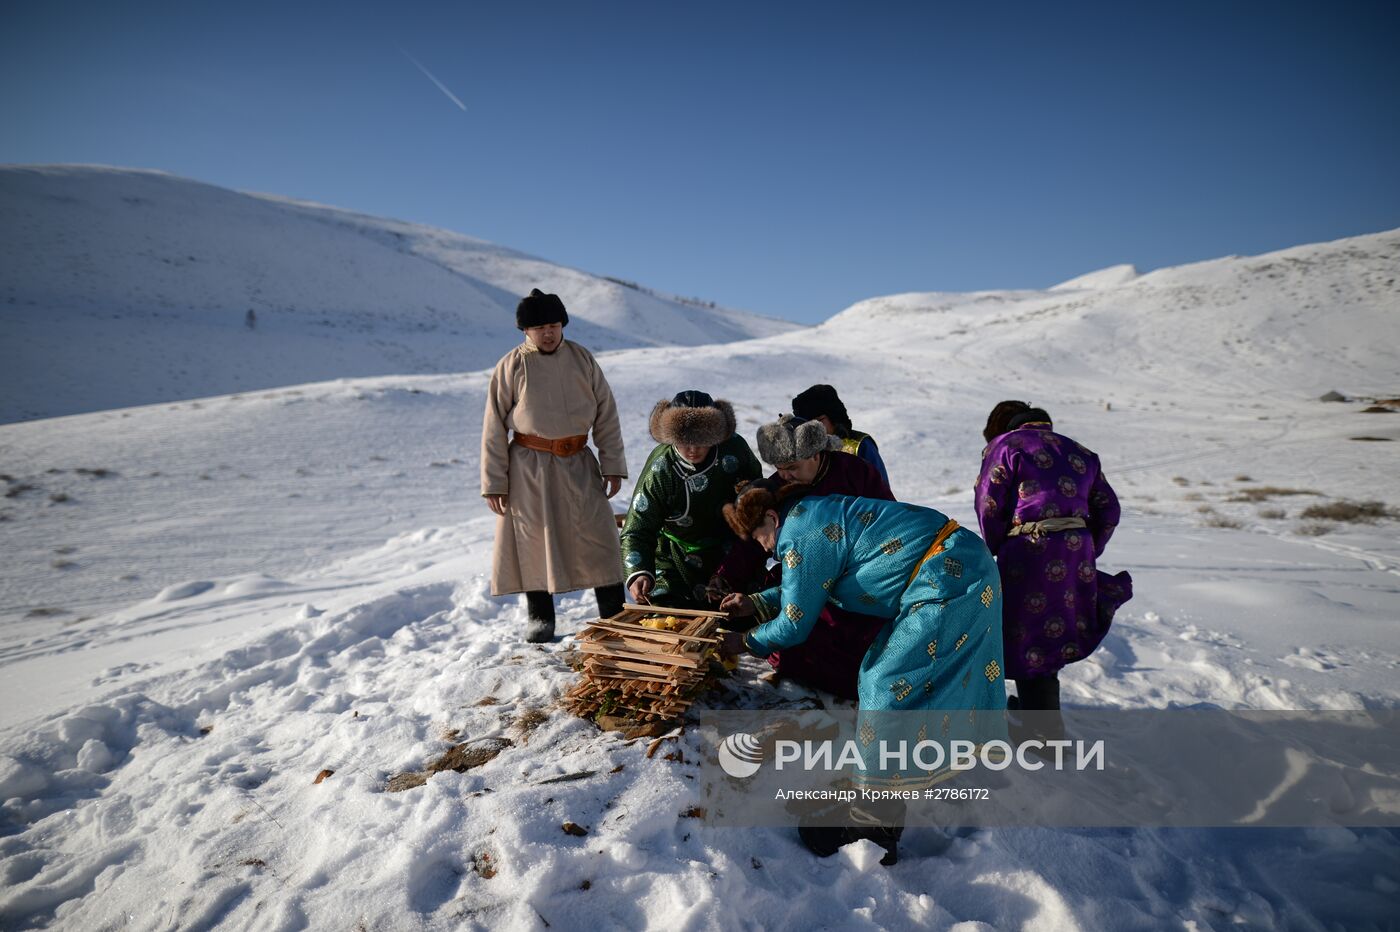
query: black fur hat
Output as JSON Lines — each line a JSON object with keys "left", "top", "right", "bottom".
{"left": 649, "top": 391, "right": 737, "bottom": 447}
{"left": 791, "top": 384, "right": 851, "bottom": 432}
{"left": 516, "top": 288, "right": 569, "bottom": 330}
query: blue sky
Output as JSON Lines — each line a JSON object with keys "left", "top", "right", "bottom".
{"left": 3, "top": 0, "right": 1397, "bottom": 323}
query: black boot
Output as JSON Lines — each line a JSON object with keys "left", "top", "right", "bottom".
{"left": 595, "top": 583, "right": 626, "bottom": 620}
{"left": 524, "top": 590, "right": 555, "bottom": 643}
{"left": 1014, "top": 675, "right": 1062, "bottom": 710}
{"left": 798, "top": 800, "right": 904, "bottom": 866}
{"left": 1011, "top": 675, "right": 1065, "bottom": 744}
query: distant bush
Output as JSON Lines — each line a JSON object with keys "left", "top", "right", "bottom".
{"left": 1226, "top": 486, "right": 1319, "bottom": 503}
{"left": 1258, "top": 507, "right": 1286, "bottom": 520}
{"left": 1297, "top": 523, "right": 1333, "bottom": 536}
{"left": 1299, "top": 500, "right": 1393, "bottom": 524}
{"left": 1202, "top": 513, "right": 1243, "bottom": 529}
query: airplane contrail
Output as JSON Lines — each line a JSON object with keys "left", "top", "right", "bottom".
{"left": 399, "top": 47, "right": 467, "bottom": 112}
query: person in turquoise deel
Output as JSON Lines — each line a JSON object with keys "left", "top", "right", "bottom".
{"left": 720, "top": 478, "right": 1006, "bottom": 864}
{"left": 620, "top": 391, "right": 762, "bottom": 609}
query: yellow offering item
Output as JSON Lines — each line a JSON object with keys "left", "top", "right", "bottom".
{"left": 639, "top": 615, "right": 685, "bottom": 630}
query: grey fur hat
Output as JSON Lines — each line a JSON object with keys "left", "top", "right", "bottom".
{"left": 649, "top": 390, "right": 737, "bottom": 447}
{"left": 755, "top": 414, "right": 841, "bottom": 465}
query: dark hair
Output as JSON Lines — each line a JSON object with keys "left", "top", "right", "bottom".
{"left": 722, "top": 477, "right": 805, "bottom": 539}
{"left": 983, "top": 400, "right": 1052, "bottom": 442}
{"left": 791, "top": 384, "right": 852, "bottom": 435}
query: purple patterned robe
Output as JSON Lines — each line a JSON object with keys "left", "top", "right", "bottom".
{"left": 975, "top": 424, "right": 1132, "bottom": 680}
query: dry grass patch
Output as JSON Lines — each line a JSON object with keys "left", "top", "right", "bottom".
{"left": 1201, "top": 513, "right": 1243, "bottom": 529}
{"left": 1225, "top": 486, "right": 1320, "bottom": 503}
{"left": 1298, "top": 500, "right": 1394, "bottom": 524}
{"left": 1258, "top": 507, "right": 1286, "bottom": 520}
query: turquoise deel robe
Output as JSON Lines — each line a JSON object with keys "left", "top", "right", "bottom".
{"left": 744, "top": 495, "right": 1008, "bottom": 786}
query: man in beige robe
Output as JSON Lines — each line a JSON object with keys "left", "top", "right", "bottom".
{"left": 481, "top": 289, "right": 628, "bottom": 641}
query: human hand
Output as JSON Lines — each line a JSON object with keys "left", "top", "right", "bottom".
{"left": 719, "top": 592, "right": 755, "bottom": 618}
{"left": 603, "top": 475, "right": 623, "bottom": 499}
{"left": 486, "top": 494, "right": 509, "bottom": 517}
{"left": 628, "top": 575, "right": 653, "bottom": 604}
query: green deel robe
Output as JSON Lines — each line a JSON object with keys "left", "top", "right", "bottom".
{"left": 620, "top": 436, "right": 762, "bottom": 608}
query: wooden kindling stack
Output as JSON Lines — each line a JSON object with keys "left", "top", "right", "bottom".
{"left": 565, "top": 604, "right": 726, "bottom": 722}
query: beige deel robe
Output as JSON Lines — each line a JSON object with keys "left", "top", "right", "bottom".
{"left": 481, "top": 338, "right": 627, "bottom": 595}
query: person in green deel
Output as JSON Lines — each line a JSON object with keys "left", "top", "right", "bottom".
{"left": 620, "top": 391, "right": 762, "bottom": 609}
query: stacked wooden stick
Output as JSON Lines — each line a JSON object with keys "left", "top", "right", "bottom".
{"left": 565, "top": 603, "right": 725, "bottom": 722}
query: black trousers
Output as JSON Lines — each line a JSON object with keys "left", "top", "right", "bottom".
{"left": 525, "top": 584, "right": 626, "bottom": 623}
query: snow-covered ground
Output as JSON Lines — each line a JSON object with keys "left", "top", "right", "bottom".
{"left": 0, "top": 165, "right": 797, "bottom": 423}
{"left": 1, "top": 192, "right": 1398, "bottom": 928}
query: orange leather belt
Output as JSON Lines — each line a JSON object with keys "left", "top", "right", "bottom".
{"left": 906, "top": 519, "right": 961, "bottom": 586}
{"left": 512, "top": 432, "right": 589, "bottom": 457}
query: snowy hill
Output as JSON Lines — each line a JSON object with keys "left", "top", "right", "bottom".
{"left": 0, "top": 165, "right": 797, "bottom": 422}
{"left": 1, "top": 225, "right": 1398, "bottom": 928}
{"left": 1050, "top": 263, "right": 1139, "bottom": 290}
{"left": 824, "top": 228, "right": 1400, "bottom": 402}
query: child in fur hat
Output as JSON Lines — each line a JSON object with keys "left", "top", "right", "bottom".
{"left": 792, "top": 384, "right": 890, "bottom": 490}
{"left": 619, "top": 391, "right": 762, "bottom": 608}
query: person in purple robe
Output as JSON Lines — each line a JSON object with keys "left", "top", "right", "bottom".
{"left": 975, "top": 401, "right": 1133, "bottom": 711}
{"left": 710, "top": 415, "right": 893, "bottom": 698}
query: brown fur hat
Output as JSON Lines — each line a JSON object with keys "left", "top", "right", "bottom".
{"left": 649, "top": 390, "right": 737, "bottom": 447}
{"left": 722, "top": 477, "right": 805, "bottom": 539}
